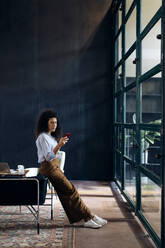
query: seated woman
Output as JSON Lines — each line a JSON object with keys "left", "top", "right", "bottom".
{"left": 35, "top": 109, "right": 107, "bottom": 229}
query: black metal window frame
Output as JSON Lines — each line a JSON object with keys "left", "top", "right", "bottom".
{"left": 112, "top": 0, "right": 164, "bottom": 247}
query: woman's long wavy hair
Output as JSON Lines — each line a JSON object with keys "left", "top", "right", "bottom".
{"left": 35, "top": 109, "right": 62, "bottom": 141}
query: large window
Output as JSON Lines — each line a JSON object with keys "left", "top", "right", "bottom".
{"left": 113, "top": 0, "right": 164, "bottom": 247}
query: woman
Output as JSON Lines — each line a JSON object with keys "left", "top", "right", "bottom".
{"left": 35, "top": 109, "right": 107, "bottom": 228}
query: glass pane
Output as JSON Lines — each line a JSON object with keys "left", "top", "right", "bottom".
{"left": 126, "top": 0, "right": 134, "bottom": 14}
{"left": 115, "top": 32, "right": 122, "bottom": 66}
{"left": 116, "top": 2, "right": 122, "bottom": 33}
{"left": 141, "top": 174, "right": 161, "bottom": 237}
{"left": 125, "top": 7, "right": 136, "bottom": 52}
{"left": 126, "top": 87, "right": 136, "bottom": 123}
{"left": 141, "top": 20, "right": 161, "bottom": 75}
{"left": 115, "top": 66, "right": 122, "bottom": 92}
{"left": 141, "top": 0, "right": 161, "bottom": 31}
{"left": 125, "top": 50, "right": 136, "bottom": 86}
{"left": 125, "top": 162, "right": 136, "bottom": 202}
{"left": 125, "top": 128, "right": 135, "bottom": 161}
{"left": 142, "top": 73, "right": 161, "bottom": 123}
{"left": 140, "top": 129, "right": 161, "bottom": 178}
{"left": 117, "top": 95, "right": 123, "bottom": 122}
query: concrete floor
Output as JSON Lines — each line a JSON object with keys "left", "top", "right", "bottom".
{"left": 71, "top": 180, "right": 157, "bottom": 248}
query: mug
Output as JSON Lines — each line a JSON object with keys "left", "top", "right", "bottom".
{"left": 17, "top": 165, "right": 24, "bottom": 174}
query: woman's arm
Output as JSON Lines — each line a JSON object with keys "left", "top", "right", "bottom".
{"left": 53, "top": 136, "right": 69, "bottom": 154}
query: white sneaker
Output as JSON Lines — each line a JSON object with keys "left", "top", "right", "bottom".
{"left": 84, "top": 219, "right": 102, "bottom": 229}
{"left": 93, "top": 215, "right": 107, "bottom": 226}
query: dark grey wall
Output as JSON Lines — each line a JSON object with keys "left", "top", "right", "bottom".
{"left": 0, "top": 0, "right": 113, "bottom": 180}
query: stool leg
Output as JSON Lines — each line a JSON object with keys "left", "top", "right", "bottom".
{"left": 51, "top": 184, "right": 53, "bottom": 219}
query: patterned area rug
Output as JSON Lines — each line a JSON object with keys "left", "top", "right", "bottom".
{"left": 0, "top": 197, "right": 74, "bottom": 248}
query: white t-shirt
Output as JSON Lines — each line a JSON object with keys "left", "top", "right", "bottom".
{"left": 36, "top": 132, "right": 59, "bottom": 163}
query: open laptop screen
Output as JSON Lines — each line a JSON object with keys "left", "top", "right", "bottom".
{"left": 0, "top": 162, "right": 11, "bottom": 174}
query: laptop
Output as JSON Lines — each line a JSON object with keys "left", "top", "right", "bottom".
{"left": 0, "top": 162, "right": 11, "bottom": 174}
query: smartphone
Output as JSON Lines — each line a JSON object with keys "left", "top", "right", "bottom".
{"left": 64, "top": 132, "right": 71, "bottom": 138}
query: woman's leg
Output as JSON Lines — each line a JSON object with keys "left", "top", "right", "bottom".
{"left": 39, "top": 160, "right": 93, "bottom": 224}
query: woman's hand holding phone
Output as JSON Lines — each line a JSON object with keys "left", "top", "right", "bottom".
{"left": 58, "top": 133, "right": 70, "bottom": 148}
{"left": 64, "top": 133, "right": 71, "bottom": 138}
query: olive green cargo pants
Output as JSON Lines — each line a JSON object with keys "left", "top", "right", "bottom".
{"left": 39, "top": 159, "right": 93, "bottom": 224}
